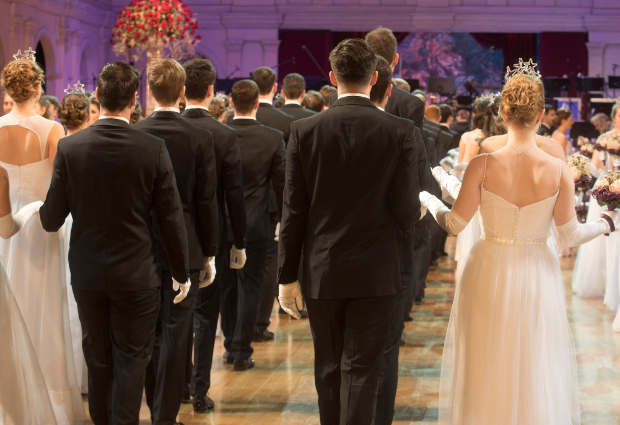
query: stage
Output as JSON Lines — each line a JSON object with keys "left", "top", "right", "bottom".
{"left": 79, "top": 238, "right": 620, "bottom": 424}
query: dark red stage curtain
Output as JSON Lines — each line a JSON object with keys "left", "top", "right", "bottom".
{"left": 539, "top": 32, "right": 588, "bottom": 79}
{"left": 278, "top": 30, "right": 333, "bottom": 81}
{"left": 471, "top": 33, "right": 537, "bottom": 71}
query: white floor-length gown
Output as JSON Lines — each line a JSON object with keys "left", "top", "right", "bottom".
{"left": 0, "top": 114, "right": 85, "bottom": 424}
{"left": 439, "top": 158, "right": 580, "bottom": 424}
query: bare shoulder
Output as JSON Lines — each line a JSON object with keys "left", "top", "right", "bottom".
{"left": 48, "top": 121, "right": 66, "bottom": 141}
{"left": 535, "top": 135, "right": 565, "bottom": 160}
{"left": 463, "top": 153, "right": 487, "bottom": 179}
{"left": 479, "top": 135, "right": 507, "bottom": 154}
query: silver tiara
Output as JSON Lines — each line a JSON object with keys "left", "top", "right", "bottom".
{"left": 64, "top": 81, "right": 86, "bottom": 95}
{"left": 13, "top": 48, "right": 36, "bottom": 62}
{"left": 505, "top": 58, "right": 541, "bottom": 83}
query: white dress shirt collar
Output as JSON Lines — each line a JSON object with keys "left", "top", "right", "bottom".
{"left": 259, "top": 99, "right": 273, "bottom": 105}
{"left": 233, "top": 116, "right": 257, "bottom": 121}
{"left": 154, "top": 107, "right": 180, "bottom": 113}
{"left": 285, "top": 100, "right": 302, "bottom": 106}
{"left": 377, "top": 107, "right": 385, "bottom": 111}
{"left": 338, "top": 93, "right": 370, "bottom": 100}
{"left": 184, "top": 105, "right": 210, "bottom": 111}
{"left": 99, "top": 115, "right": 130, "bottom": 125}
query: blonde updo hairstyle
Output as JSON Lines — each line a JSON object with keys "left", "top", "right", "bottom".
{"left": 1, "top": 59, "right": 44, "bottom": 103}
{"left": 499, "top": 74, "right": 545, "bottom": 128}
{"left": 58, "top": 93, "right": 90, "bottom": 130}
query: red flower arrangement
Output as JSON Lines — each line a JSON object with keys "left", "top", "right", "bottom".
{"left": 111, "top": 0, "right": 201, "bottom": 60}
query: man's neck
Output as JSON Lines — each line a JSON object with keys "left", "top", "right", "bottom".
{"left": 187, "top": 96, "right": 212, "bottom": 109}
{"left": 337, "top": 85, "right": 371, "bottom": 98}
{"left": 259, "top": 94, "right": 274, "bottom": 103}
{"left": 284, "top": 97, "right": 304, "bottom": 104}
{"left": 155, "top": 101, "right": 180, "bottom": 110}
{"left": 101, "top": 108, "right": 132, "bottom": 121}
{"left": 233, "top": 110, "right": 257, "bottom": 119}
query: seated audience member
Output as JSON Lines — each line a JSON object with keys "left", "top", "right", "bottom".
{"left": 35, "top": 96, "right": 51, "bottom": 119}
{"left": 451, "top": 108, "right": 471, "bottom": 137}
{"left": 3, "top": 92, "right": 13, "bottom": 115}
{"left": 394, "top": 78, "right": 411, "bottom": 93}
{"left": 45, "top": 95, "right": 60, "bottom": 121}
{"left": 302, "top": 90, "right": 324, "bottom": 113}
{"left": 538, "top": 103, "right": 556, "bottom": 136}
{"left": 89, "top": 96, "right": 101, "bottom": 125}
{"left": 280, "top": 73, "right": 317, "bottom": 120}
{"left": 439, "top": 104, "right": 453, "bottom": 127}
{"left": 425, "top": 104, "right": 441, "bottom": 123}
{"left": 319, "top": 85, "right": 337, "bottom": 110}
{"left": 591, "top": 112, "right": 611, "bottom": 134}
{"left": 208, "top": 97, "right": 226, "bottom": 123}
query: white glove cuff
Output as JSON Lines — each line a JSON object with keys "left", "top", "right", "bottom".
{"left": 556, "top": 216, "right": 608, "bottom": 248}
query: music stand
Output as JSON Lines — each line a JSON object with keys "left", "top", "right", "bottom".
{"left": 403, "top": 79, "right": 420, "bottom": 92}
{"left": 428, "top": 77, "right": 455, "bottom": 96}
{"left": 609, "top": 76, "right": 620, "bottom": 89}
{"left": 576, "top": 77, "right": 605, "bottom": 92}
{"left": 543, "top": 77, "right": 570, "bottom": 98}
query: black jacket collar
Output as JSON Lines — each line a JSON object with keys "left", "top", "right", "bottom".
{"left": 92, "top": 118, "right": 131, "bottom": 129}
{"left": 229, "top": 118, "right": 260, "bottom": 126}
{"left": 259, "top": 103, "right": 275, "bottom": 109}
{"left": 149, "top": 111, "right": 183, "bottom": 120}
{"left": 282, "top": 103, "right": 303, "bottom": 109}
{"left": 182, "top": 108, "right": 213, "bottom": 119}
{"left": 330, "top": 96, "right": 376, "bottom": 109}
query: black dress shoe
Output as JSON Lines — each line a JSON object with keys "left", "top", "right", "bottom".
{"left": 234, "top": 358, "right": 255, "bottom": 371}
{"left": 223, "top": 351, "right": 234, "bottom": 364}
{"left": 253, "top": 329, "right": 275, "bottom": 342}
{"left": 262, "top": 329, "right": 274, "bottom": 341}
{"left": 404, "top": 312, "right": 414, "bottom": 322}
{"left": 300, "top": 309, "right": 308, "bottom": 319}
{"left": 414, "top": 297, "right": 425, "bottom": 305}
{"left": 181, "top": 384, "right": 192, "bottom": 403}
{"left": 193, "top": 394, "right": 215, "bottom": 413}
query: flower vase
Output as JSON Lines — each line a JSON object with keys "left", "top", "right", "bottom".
{"left": 145, "top": 40, "right": 165, "bottom": 117}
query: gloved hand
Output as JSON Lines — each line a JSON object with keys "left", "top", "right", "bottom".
{"left": 173, "top": 278, "right": 191, "bottom": 304}
{"left": 419, "top": 191, "right": 434, "bottom": 209}
{"left": 432, "top": 166, "right": 463, "bottom": 199}
{"left": 199, "top": 256, "right": 216, "bottom": 288}
{"left": 275, "top": 222, "right": 280, "bottom": 241}
{"left": 279, "top": 281, "right": 304, "bottom": 320}
{"left": 230, "top": 245, "right": 247, "bottom": 269}
{"left": 439, "top": 156, "right": 454, "bottom": 171}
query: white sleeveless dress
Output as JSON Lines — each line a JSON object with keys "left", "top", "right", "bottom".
{"left": 0, "top": 114, "right": 85, "bottom": 424}
{"left": 439, "top": 158, "right": 580, "bottom": 424}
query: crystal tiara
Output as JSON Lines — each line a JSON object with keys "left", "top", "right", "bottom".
{"left": 12, "top": 48, "right": 36, "bottom": 63}
{"left": 505, "top": 58, "right": 541, "bottom": 83}
{"left": 64, "top": 81, "right": 86, "bottom": 95}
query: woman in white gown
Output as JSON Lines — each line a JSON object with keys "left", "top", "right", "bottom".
{"left": 0, "top": 58, "right": 85, "bottom": 423}
{"left": 0, "top": 164, "right": 57, "bottom": 425}
{"left": 57, "top": 90, "right": 92, "bottom": 393}
{"left": 422, "top": 69, "right": 619, "bottom": 424}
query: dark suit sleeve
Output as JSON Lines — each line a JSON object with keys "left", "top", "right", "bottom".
{"left": 277, "top": 128, "right": 308, "bottom": 284}
{"left": 222, "top": 131, "right": 247, "bottom": 249}
{"left": 415, "top": 129, "right": 441, "bottom": 198}
{"left": 271, "top": 138, "right": 286, "bottom": 221}
{"left": 390, "top": 124, "right": 421, "bottom": 236}
{"left": 40, "top": 143, "right": 70, "bottom": 232}
{"left": 411, "top": 95, "right": 425, "bottom": 131}
{"left": 194, "top": 130, "right": 219, "bottom": 257}
{"left": 425, "top": 128, "right": 439, "bottom": 168}
{"left": 153, "top": 140, "right": 190, "bottom": 283}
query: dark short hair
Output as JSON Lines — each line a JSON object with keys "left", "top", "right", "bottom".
{"left": 301, "top": 90, "right": 324, "bottom": 112}
{"left": 329, "top": 39, "right": 378, "bottom": 86}
{"left": 184, "top": 59, "right": 216, "bottom": 101}
{"left": 393, "top": 78, "right": 410, "bottom": 93}
{"left": 45, "top": 95, "right": 59, "bottom": 108}
{"left": 97, "top": 62, "right": 140, "bottom": 112}
{"left": 544, "top": 103, "right": 555, "bottom": 114}
{"left": 282, "top": 73, "right": 306, "bottom": 99}
{"left": 456, "top": 109, "right": 470, "bottom": 120}
{"left": 369, "top": 56, "right": 392, "bottom": 104}
{"left": 252, "top": 67, "right": 276, "bottom": 95}
{"left": 319, "top": 85, "right": 337, "bottom": 106}
{"left": 365, "top": 27, "right": 398, "bottom": 65}
{"left": 147, "top": 58, "right": 185, "bottom": 105}
{"left": 439, "top": 104, "right": 453, "bottom": 123}
{"left": 231, "top": 80, "right": 259, "bottom": 114}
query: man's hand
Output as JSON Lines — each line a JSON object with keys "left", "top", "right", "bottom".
{"left": 230, "top": 246, "right": 247, "bottom": 269}
{"left": 199, "top": 256, "right": 216, "bottom": 288}
{"left": 173, "top": 278, "right": 191, "bottom": 304}
{"left": 279, "top": 281, "right": 303, "bottom": 320}
{"left": 275, "top": 222, "right": 280, "bottom": 241}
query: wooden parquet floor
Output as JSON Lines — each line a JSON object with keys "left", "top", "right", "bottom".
{"left": 79, "top": 237, "right": 620, "bottom": 425}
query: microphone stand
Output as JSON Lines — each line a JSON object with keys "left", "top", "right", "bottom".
{"left": 447, "top": 46, "right": 495, "bottom": 101}
{"left": 271, "top": 57, "right": 295, "bottom": 69}
{"left": 301, "top": 45, "right": 329, "bottom": 81}
{"left": 225, "top": 65, "right": 240, "bottom": 80}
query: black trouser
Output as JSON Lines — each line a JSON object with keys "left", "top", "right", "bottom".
{"left": 406, "top": 222, "right": 432, "bottom": 314}
{"left": 220, "top": 240, "right": 269, "bottom": 360}
{"left": 306, "top": 295, "right": 397, "bottom": 425}
{"left": 430, "top": 217, "right": 448, "bottom": 261}
{"left": 145, "top": 271, "right": 198, "bottom": 425}
{"left": 255, "top": 215, "right": 279, "bottom": 333}
{"left": 73, "top": 287, "right": 160, "bottom": 425}
{"left": 191, "top": 248, "right": 227, "bottom": 396}
{"left": 374, "top": 273, "right": 411, "bottom": 425}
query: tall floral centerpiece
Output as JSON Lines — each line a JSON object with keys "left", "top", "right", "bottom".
{"left": 110, "top": 0, "right": 201, "bottom": 114}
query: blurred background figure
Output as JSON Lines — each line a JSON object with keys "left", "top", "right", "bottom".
{"left": 425, "top": 104, "right": 441, "bottom": 123}
{"left": 591, "top": 112, "right": 611, "bottom": 135}
{"left": 451, "top": 108, "right": 471, "bottom": 138}
{"left": 34, "top": 95, "right": 51, "bottom": 119}
{"left": 209, "top": 97, "right": 226, "bottom": 123}
{"left": 3, "top": 92, "right": 13, "bottom": 115}
{"left": 179, "top": 96, "right": 187, "bottom": 113}
{"left": 89, "top": 96, "right": 100, "bottom": 125}
{"left": 130, "top": 101, "right": 144, "bottom": 125}
{"left": 45, "top": 95, "right": 59, "bottom": 121}
{"left": 319, "top": 85, "right": 336, "bottom": 110}
{"left": 394, "top": 78, "right": 411, "bottom": 93}
{"left": 301, "top": 90, "right": 324, "bottom": 113}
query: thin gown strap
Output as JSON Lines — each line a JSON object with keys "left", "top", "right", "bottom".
{"left": 481, "top": 153, "right": 489, "bottom": 186}
{"left": 557, "top": 158, "right": 562, "bottom": 190}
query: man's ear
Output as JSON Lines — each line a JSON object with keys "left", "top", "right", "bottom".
{"left": 386, "top": 83, "right": 393, "bottom": 99}
{"left": 369, "top": 71, "right": 378, "bottom": 87}
{"left": 329, "top": 71, "right": 338, "bottom": 87}
{"left": 207, "top": 85, "right": 214, "bottom": 98}
{"left": 391, "top": 53, "right": 399, "bottom": 70}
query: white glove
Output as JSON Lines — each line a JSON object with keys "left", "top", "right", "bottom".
{"left": 556, "top": 214, "right": 619, "bottom": 247}
{"left": 432, "top": 166, "right": 463, "bottom": 199}
{"left": 419, "top": 191, "right": 468, "bottom": 235}
{"left": 172, "top": 277, "right": 191, "bottom": 304}
{"left": 279, "top": 281, "right": 304, "bottom": 320}
{"left": 420, "top": 206, "right": 427, "bottom": 220}
{"left": 588, "top": 162, "right": 603, "bottom": 178}
{"left": 199, "top": 256, "right": 216, "bottom": 288}
{"left": 0, "top": 200, "right": 44, "bottom": 239}
{"left": 275, "top": 222, "right": 280, "bottom": 241}
{"left": 230, "top": 245, "right": 247, "bottom": 269}
{"left": 440, "top": 156, "right": 455, "bottom": 171}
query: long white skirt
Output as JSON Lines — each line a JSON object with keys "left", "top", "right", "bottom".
{"left": 572, "top": 198, "right": 606, "bottom": 299}
{"left": 439, "top": 240, "right": 580, "bottom": 425}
